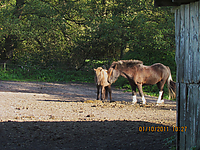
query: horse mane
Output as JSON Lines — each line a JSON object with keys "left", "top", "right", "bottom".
{"left": 112, "top": 60, "right": 143, "bottom": 68}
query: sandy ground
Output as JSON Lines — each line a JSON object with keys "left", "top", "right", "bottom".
{"left": 0, "top": 81, "right": 176, "bottom": 150}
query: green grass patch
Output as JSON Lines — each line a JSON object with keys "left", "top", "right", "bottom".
{"left": 0, "top": 65, "right": 94, "bottom": 83}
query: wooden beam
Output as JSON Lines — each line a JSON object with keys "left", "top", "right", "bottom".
{"left": 155, "top": 0, "right": 199, "bottom": 7}
{"left": 173, "top": 0, "right": 198, "bottom": 2}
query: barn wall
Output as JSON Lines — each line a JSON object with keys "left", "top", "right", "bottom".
{"left": 175, "top": 1, "right": 200, "bottom": 149}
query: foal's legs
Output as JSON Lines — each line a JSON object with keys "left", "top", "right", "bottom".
{"left": 137, "top": 84, "right": 146, "bottom": 104}
{"left": 101, "top": 86, "right": 106, "bottom": 101}
{"left": 107, "top": 85, "right": 112, "bottom": 102}
{"left": 105, "top": 86, "right": 108, "bottom": 100}
{"left": 97, "top": 85, "right": 100, "bottom": 100}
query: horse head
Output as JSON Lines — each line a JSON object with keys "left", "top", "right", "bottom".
{"left": 107, "top": 63, "right": 121, "bottom": 84}
{"left": 94, "top": 67, "right": 103, "bottom": 85}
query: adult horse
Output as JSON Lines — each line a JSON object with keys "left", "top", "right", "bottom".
{"left": 94, "top": 67, "right": 112, "bottom": 102}
{"left": 107, "top": 60, "right": 176, "bottom": 104}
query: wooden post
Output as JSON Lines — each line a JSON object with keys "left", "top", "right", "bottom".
{"left": 175, "top": 1, "right": 200, "bottom": 150}
{"left": 3, "top": 63, "right": 6, "bottom": 71}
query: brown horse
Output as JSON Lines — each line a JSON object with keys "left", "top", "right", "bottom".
{"left": 94, "top": 67, "right": 112, "bottom": 102}
{"left": 107, "top": 60, "right": 176, "bottom": 104}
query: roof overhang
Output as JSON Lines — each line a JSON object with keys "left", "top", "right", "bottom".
{"left": 154, "top": 0, "right": 199, "bottom": 7}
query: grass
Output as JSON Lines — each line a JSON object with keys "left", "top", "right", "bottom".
{"left": 0, "top": 65, "right": 94, "bottom": 83}
{"left": 164, "top": 135, "right": 176, "bottom": 150}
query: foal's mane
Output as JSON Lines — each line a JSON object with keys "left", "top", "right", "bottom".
{"left": 112, "top": 60, "right": 143, "bottom": 68}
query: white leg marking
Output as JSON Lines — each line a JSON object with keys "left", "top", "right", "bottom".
{"left": 157, "top": 91, "right": 164, "bottom": 104}
{"left": 132, "top": 95, "right": 137, "bottom": 104}
{"left": 142, "top": 96, "right": 146, "bottom": 104}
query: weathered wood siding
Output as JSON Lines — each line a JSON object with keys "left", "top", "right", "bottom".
{"left": 175, "top": 1, "right": 200, "bottom": 149}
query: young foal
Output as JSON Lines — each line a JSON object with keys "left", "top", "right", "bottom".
{"left": 107, "top": 60, "right": 176, "bottom": 104}
{"left": 94, "top": 67, "right": 112, "bottom": 102}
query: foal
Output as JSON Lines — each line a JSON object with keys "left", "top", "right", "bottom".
{"left": 94, "top": 67, "right": 112, "bottom": 102}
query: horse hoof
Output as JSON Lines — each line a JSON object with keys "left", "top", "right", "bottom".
{"left": 158, "top": 100, "right": 164, "bottom": 103}
{"left": 156, "top": 100, "right": 164, "bottom": 105}
{"left": 132, "top": 102, "right": 137, "bottom": 105}
{"left": 142, "top": 101, "right": 146, "bottom": 105}
{"left": 140, "top": 104, "right": 146, "bottom": 107}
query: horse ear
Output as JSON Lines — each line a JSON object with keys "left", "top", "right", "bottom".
{"left": 102, "top": 65, "right": 106, "bottom": 69}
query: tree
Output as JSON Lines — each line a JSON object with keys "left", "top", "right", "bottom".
{"left": 123, "top": 0, "right": 176, "bottom": 72}
{"left": 0, "top": 0, "right": 21, "bottom": 61}
{"left": 0, "top": 0, "right": 175, "bottom": 71}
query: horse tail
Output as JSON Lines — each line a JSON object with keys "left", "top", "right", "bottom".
{"left": 167, "top": 71, "right": 176, "bottom": 100}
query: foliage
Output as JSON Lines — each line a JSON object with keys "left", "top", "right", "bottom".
{"left": 163, "top": 135, "right": 197, "bottom": 150}
{"left": 164, "top": 135, "right": 176, "bottom": 150}
{"left": 0, "top": 0, "right": 175, "bottom": 65}
{"left": 123, "top": 3, "right": 176, "bottom": 72}
{"left": 0, "top": 63, "right": 94, "bottom": 83}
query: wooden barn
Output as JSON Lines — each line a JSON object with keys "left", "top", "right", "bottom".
{"left": 154, "top": 0, "right": 200, "bottom": 149}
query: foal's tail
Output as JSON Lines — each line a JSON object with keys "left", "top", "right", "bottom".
{"left": 167, "top": 73, "right": 176, "bottom": 100}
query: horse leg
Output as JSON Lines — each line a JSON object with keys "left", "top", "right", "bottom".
{"left": 97, "top": 85, "right": 100, "bottom": 100}
{"left": 108, "top": 85, "right": 112, "bottom": 102}
{"left": 137, "top": 84, "right": 146, "bottom": 104}
{"left": 157, "top": 91, "right": 164, "bottom": 103}
{"left": 131, "top": 85, "right": 137, "bottom": 104}
{"left": 156, "top": 82, "right": 165, "bottom": 104}
{"left": 101, "top": 86, "right": 106, "bottom": 101}
{"left": 105, "top": 86, "right": 108, "bottom": 100}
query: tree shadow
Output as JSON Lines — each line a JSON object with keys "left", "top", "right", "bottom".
{"left": 0, "top": 120, "right": 176, "bottom": 150}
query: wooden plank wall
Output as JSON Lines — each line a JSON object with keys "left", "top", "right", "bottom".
{"left": 175, "top": 1, "right": 200, "bottom": 149}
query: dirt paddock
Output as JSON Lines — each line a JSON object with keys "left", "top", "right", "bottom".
{"left": 0, "top": 81, "right": 176, "bottom": 150}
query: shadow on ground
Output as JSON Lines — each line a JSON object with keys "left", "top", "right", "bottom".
{"left": 0, "top": 120, "right": 175, "bottom": 150}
